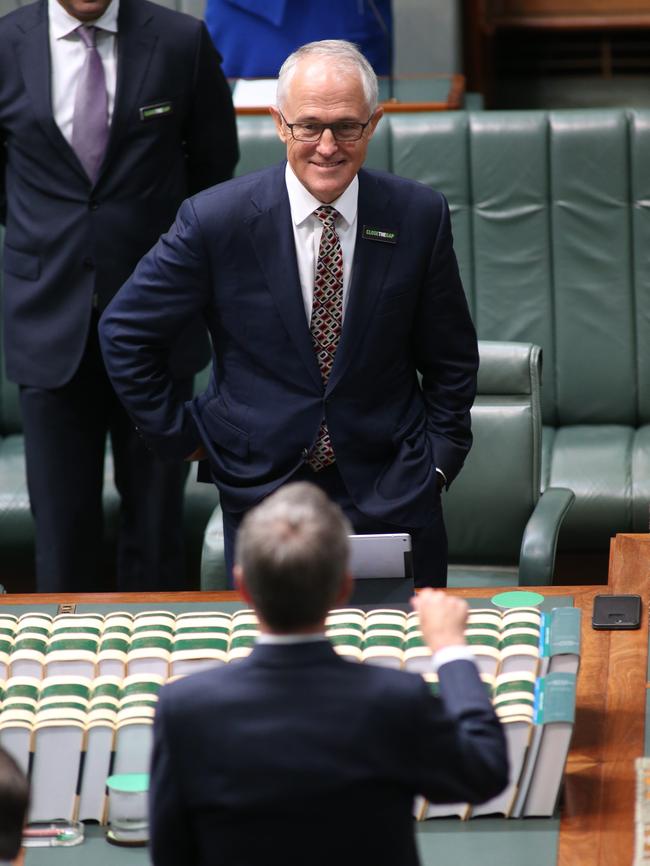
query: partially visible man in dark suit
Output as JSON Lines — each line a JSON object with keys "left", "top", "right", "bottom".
{"left": 149, "top": 482, "right": 508, "bottom": 866}
{"left": 100, "top": 39, "right": 477, "bottom": 588}
{"left": 0, "top": 0, "right": 238, "bottom": 592}
{"left": 0, "top": 747, "right": 29, "bottom": 866}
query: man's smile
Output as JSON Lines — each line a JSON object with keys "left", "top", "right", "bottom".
{"left": 311, "top": 160, "right": 346, "bottom": 168}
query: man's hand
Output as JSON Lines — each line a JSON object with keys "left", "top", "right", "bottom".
{"left": 411, "top": 589, "right": 468, "bottom": 653}
{"left": 184, "top": 445, "right": 207, "bottom": 461}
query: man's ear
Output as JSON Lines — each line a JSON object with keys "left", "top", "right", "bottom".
{"left": 269, "top": 106, "right": 288, "bottom": 144}
{"left": 234, "top": 565, "right": 253, "bottom": 604}
{"left": 334, "top": 571, "right": 354, "bottom": 607}
{"left": 366, "top": 105, "right": 384, "bottom": 140}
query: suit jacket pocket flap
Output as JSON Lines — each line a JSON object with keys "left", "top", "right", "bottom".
{"left": 203, "top": 402, "right": 249, "bottom": 458}
{"left": 3, "top": 245, "right": 40, "bottom": 280}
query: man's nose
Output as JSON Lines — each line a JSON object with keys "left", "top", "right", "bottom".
{"left": 317, "top": 128, "right": 339, "bottom": 156}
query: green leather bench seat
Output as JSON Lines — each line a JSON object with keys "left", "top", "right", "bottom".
{"left": 238, "top": 108, "right": 650, "bottom": 551}
{"left": 446, "top": 342, "right": 573, "bottom": 587}
{"left": 0, "top": 435, "right": 32, "bottom": 580}
{"left": 544, "top": 425, "right": 650, "bottom": 547}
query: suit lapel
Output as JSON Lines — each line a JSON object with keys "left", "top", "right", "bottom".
{"left": 327, "top": 170, "right": 399, "bottom": 393}
{"left": 15, "top": 1, "right": 86, "bottom": 181}
{"left": 247, "top": 167, "right": 323, "bottom": 389}
{"left": 98, "top": 0, "right": 157, "bottom": 181}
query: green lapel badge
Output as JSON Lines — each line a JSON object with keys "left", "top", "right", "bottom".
{"left": 139, "top": 101, "right": 173, "bottom": 121}
{"left": 362, "top": 225, "right": 398, "bottom": 244}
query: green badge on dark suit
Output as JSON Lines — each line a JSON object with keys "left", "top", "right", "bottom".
{"left": 362, "top": 225, "right": 398, "bottom": 244}
{"left": 139, "top": 101, "right": 173, "bottom": 121}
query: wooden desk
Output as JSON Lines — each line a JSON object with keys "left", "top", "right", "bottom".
{"left": 2, "top": 532, "right": 648, "bottom": 865}
{"left": 233, "top": 74, "right": 465, "bottom": 115}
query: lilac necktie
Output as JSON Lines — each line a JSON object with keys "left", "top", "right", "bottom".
{"left": 71, "top": 25, "right": 109, "bottom": 183}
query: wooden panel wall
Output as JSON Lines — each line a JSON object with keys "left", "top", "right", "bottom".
{"left": 495, "top": 1, "right": 650, "bottom": 15}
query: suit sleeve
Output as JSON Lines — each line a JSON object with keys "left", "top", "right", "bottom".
{"left": 99, "top": 198, "right": 210, "bottom": 459}
{"left": 183, "top": 23, "right": 239, "bottom": 194}
{"left": 149, "top": 692, "right": 198, "bottom": 866}
{"left": 0, "top": 32, "right": 5, "bottom": 225}
{"left": 414, "top": 193, "right": 478, "bottom": 486}
{"left": 0, "top": 127, "right": 6, "bottom": 225}
{"left": 412, "top": 660, "right": 509, "bottom": 804}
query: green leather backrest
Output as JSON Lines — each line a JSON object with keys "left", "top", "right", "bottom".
{"left": 395, "top": 109, "right": 650, "bottom": 427}
{"left": 388, "top": 112, "right": 474, "bottom": 313}
{"left": 470, "top": 110, "right": 637, "bottom": 427}
{"left": 235, "top": 116, "right": 285, "bottom": 177}
{"left": 445, "top": 341, "right": 542, "bottom": 563}
{"left": 234, "top": 109, "right": 650, "bottom": 428}
{"left": 631, "top": 111, "right": 650, "bottom": 426}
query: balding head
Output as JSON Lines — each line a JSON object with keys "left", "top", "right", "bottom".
{"left": 276, "top": 39, "right": 379, "bottom": 115}
{"left": 234, "top": 483, "right": 352, "bottom": 632}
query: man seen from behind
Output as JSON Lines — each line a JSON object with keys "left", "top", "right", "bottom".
{"left": 149, "top": 482, "right": 508, "bottom": 866}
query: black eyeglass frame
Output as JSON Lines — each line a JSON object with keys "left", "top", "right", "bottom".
{"left": 279, "top": 111, "right": 374, "bottom": 143}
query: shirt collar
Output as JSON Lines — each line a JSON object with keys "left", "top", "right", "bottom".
{"left": 285, "top": 163, "right": 358, "bottom": 229}
{"left": 48, "top": 0, "right": 120, "bottom": 39}
{"left": 257, "top": 632, "right": 328, "bottom": 645}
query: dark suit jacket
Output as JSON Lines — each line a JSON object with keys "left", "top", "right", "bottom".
{"left": 0, "top": 0, "right": 238, "bottom": 388}
{"left": 149, "top": 641, "right": 508, "bottom": 866}
{"left": 100, "top": 164, "right": 478, "bottom": 526}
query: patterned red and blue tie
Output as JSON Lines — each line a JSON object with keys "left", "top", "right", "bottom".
{"left": 308, "top": 206, "right": 343, "bottom": 471}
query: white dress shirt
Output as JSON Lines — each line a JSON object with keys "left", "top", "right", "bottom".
{"left": 258, "top": 632, "right": 330, "bottom": 645}
{"left": 48, "top": 0, "right": 119, "bottom": 145}
{"left": 285, "top": 162, "right": 358, "bottom": 323}
{"left": 257, "top": 631, "right": 476, "bottom": 672}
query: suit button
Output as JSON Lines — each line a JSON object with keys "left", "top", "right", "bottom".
{"left": 89, "top": 200, "right": 99, "bottom": 211}
{"left": 82, "top": 258, "right": 95, "bottom": 271}
{"left": 301, "top": 448, "right": 309, "bottom": 460}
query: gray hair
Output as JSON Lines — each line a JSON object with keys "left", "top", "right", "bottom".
{"left": 276, "top": 39, "right": 379, "bottom": 115}
{"left": 235, "top": 482, "right": 351, "bottom": 632}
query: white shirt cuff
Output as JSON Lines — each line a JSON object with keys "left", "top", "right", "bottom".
{"left": 431, "top": 644, "right": 476, "bottom": 673}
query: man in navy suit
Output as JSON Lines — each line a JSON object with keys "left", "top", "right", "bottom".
{"left": 149, "top": 482, "right": 508, "bottom": 866}
{"left": 100, "top": 39, "right": 477, "bottom": 587}
{"left": 0, "top": 0, "right": 238, "bottom": 591}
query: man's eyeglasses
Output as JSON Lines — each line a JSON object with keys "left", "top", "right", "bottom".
{"left": 279, "top": 111, "right": 373, "bottom": 143}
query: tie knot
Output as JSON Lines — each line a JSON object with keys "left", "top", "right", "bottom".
{"left": 77, "top": 24, "right": 98, "bottom": 48}
{"left": 314, "top": 206, "right": 339, "bottom": 228}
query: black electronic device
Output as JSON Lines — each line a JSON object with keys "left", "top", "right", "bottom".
{"left": 591, "top": 594, "right": 642, "bottom": 630}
